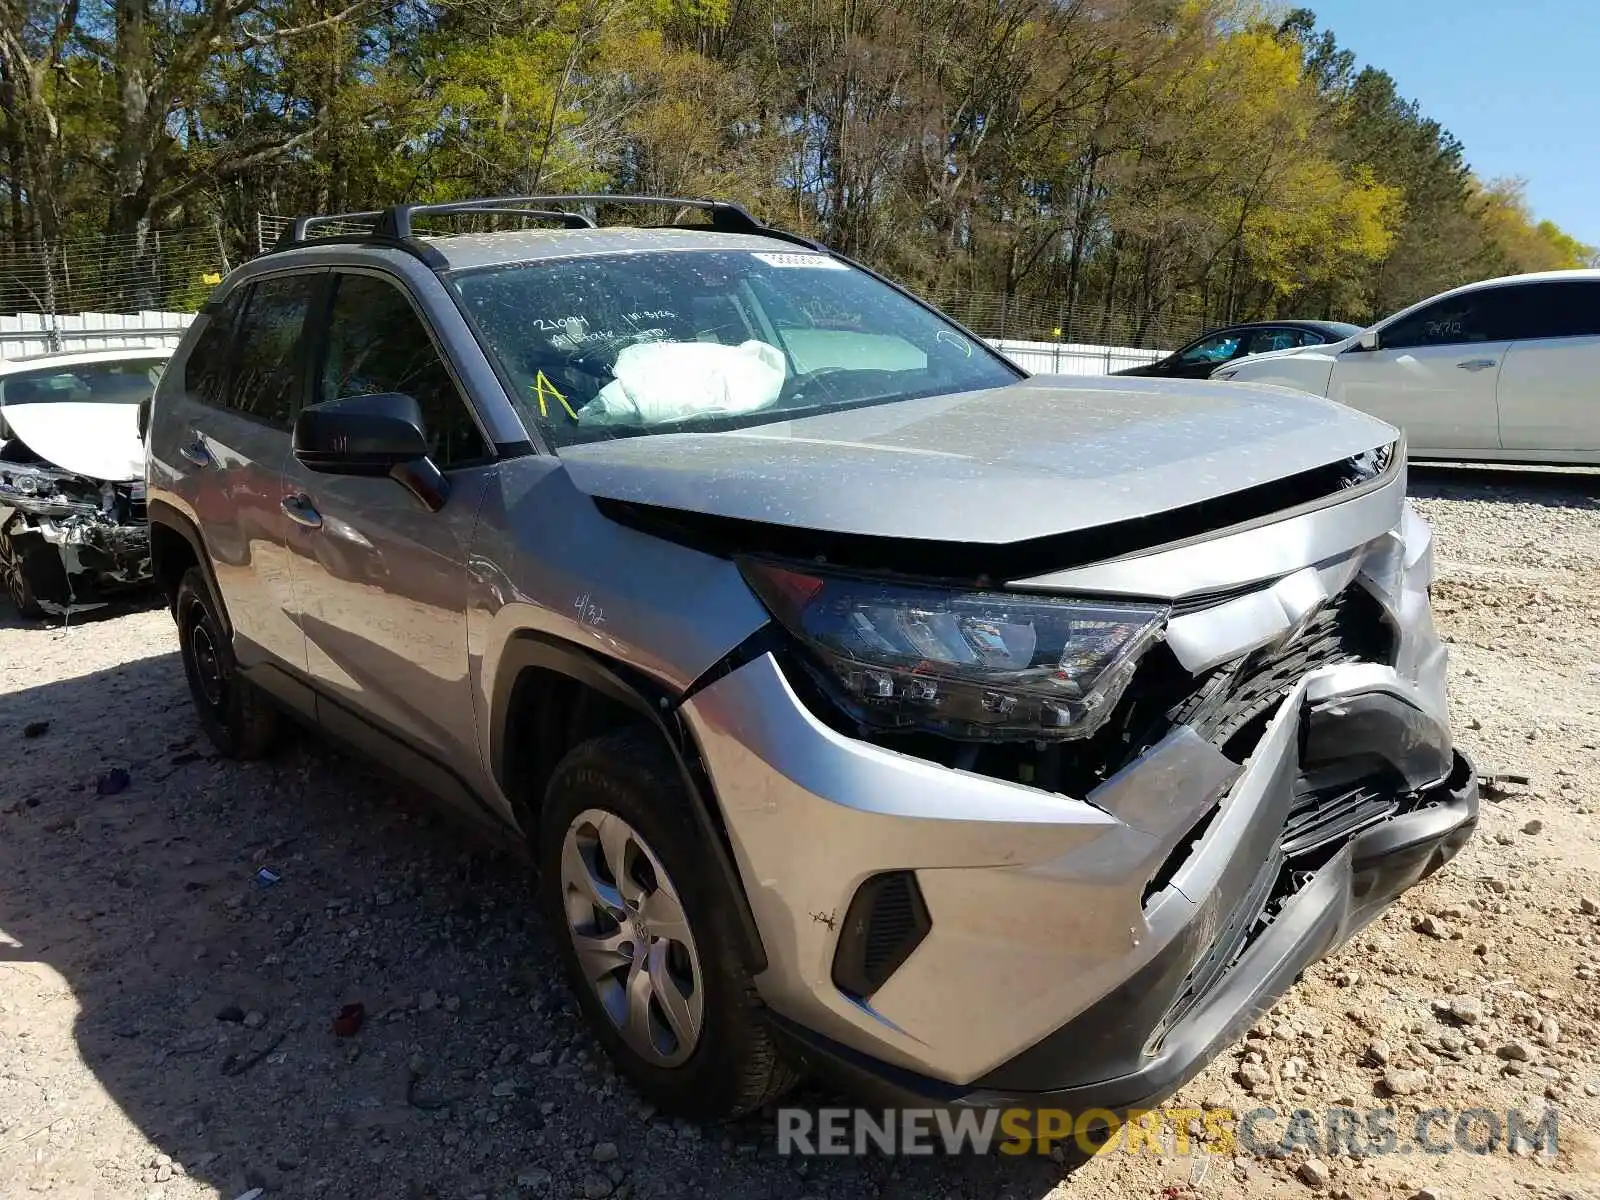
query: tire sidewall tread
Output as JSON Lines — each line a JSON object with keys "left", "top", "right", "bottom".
{"left": 538, "top": 725, "right": 796, "bottom": 1122}
{"left": 175, "top": 567, "right": 278, "bottom": 760}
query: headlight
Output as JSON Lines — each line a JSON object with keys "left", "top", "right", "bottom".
{"left": 1342, "top": 439, "right": 1398, "bottom": 487}
{"left": 740, "top": 561, "right": 1169, "bottom": 741}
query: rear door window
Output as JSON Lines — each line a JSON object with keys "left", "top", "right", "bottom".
{"left": 1245, "top": 328, "right": 1316, "bottom": 355}
{"left": 227, "top": 275, "right": 318, "bottom": 428}
{"left": 1503, "top": 281, "right": 1600, "bottom": 340}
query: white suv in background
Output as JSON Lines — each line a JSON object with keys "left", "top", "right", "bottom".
{"left": 1214, "top": 270, "right": 1600, "bottom": 463}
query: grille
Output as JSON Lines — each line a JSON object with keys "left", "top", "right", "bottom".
{"left": 1146, "top": 584, "right": 1400, "bottom": 1041}
{"left": 1157, "top": 849, "right": 1285, "bottom": 1038}
{"left": 863, "top": 880, "right": 918, "bottom": 974}
{"left": 1167, "top": 583, "right": 1393, "bottom": 753}
{"left": 830, "top": 871, "right": 932, "bottom": 999}
{"left": 1282, "top": 784, "right": 1398, "bottom": 856}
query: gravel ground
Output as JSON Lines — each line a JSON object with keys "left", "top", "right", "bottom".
{"left": 3, "top": 465, "right": 1600, "bottom": 1200}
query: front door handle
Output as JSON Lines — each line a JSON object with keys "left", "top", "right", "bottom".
{"left": 1456, "top": 358, "right": 1497, "bottom": 372}
{"left": 281, "top": 493, "right": 322, "bottom": 529}
{"left": 178, "top": 434, "right": 213, "bottom": 467}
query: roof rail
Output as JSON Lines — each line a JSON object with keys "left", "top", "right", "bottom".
{"left": 416, "top": 206, "right": 598, "bottom": 229}
{"left": 280, "top": 210, "right": 386, "bottom": 245}
{"left": 266, "top": 192, "right": 831, "bottom": 259}
{"left": 372, "top": 194, "right": 764, "bottom": 240}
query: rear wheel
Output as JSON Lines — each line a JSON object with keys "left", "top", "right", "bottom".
{"left": 175, "top": 567, "right": 279, "bottom": 759}
{"left": 539, "top": 727, "right": 797, "bottom": 1120}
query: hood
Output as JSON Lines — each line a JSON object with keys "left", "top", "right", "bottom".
{"left": 0, "top": 401, "right": 144, "bottom": 482}
{"left": 558, "top": 376, "right": 1397, "bottom": 544}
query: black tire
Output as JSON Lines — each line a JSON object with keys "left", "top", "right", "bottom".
{"left": 538, "top": 726, "right": 798, "bottom": 1121}
{"left": 175, "top": 567, "right": 279, "bottom": 759}
{"left": 3, "top": 533, "right": 64, "bottom": 619}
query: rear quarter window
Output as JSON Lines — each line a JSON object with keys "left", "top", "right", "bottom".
{"left": 223, "top": 275, "right": 318, "bottom": 428}
{"left": 185, "top": 290, "right": 245, "bottom": 407}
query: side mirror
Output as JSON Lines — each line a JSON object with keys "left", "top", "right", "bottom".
{"left": 136, "top": 397, "right": 152, "bottom": 441}
{"left": 1356, "top": 329, "right": 1380, "bottom": 351}
{"left": 293, "top": 393, "right": 449, "bottom": 511}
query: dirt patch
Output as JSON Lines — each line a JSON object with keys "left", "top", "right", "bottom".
{"left": 2, "top": 468, "right": 1599, "bottom": 1199}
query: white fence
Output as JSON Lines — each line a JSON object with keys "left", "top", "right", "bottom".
{"left": 988, "top": 337, "right": 1166, "bottom": 375}
{"left": 0, "top": 310, "right": 195, "bottom": 361}
{"left": 0, "top": 312, "right": 1160, "bottom": 380}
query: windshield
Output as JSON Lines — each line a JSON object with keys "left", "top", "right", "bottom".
{"left": 0, "top": 358, "right": 164, "bottom": 408}
{"left": 449, "top": 249, "right": 1020, "bottom": 447}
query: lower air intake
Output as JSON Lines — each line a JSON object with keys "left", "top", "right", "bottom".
{"left": 831, "top": 871, "right": 931, "bottom": 999}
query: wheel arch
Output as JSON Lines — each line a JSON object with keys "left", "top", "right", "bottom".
{"left": 490, "top": 631, "right": 768, "bottom": 973}
{"left": 147, "top": 498, "right": 229, "bottom": 636}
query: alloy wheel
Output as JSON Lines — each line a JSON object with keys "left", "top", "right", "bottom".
{"left": 559, "top": 808, "right": 705, "bottom": 1068}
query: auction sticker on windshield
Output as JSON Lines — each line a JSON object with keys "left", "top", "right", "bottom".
{"left": 751, "top": 252, "right": 848, "bottom": 269}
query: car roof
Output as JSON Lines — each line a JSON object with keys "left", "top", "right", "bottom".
{"left": 1194, "top": 319, "right": 1354, "bottom": 339}
{"left": 1372, "top": 267, "right": 1600, "bottom": 330}
{"left": 421, "top": 226, "right": 819, "bottom": 272}
{"left": 0, "top": 346, "right": 171, "bottom": 376}
{"left": 261, "top": 226, "right": 826, "bottom": 275}
{"left": 1452, "top": 267, "right": 1600, "bottom": 292}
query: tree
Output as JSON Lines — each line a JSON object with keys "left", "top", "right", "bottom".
{"left": 0, "top": 0, "right": 1587, "bottom": 337}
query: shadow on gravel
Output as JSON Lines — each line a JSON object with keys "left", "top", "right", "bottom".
{"left": 0, "top": 586, "right": 166, "bottom": 633}
{"left": 0, "top": 648, "right": 1070, "bottom": 1199}
{"left": 1409, "top": 462, "right": 1600, "bottom": 509}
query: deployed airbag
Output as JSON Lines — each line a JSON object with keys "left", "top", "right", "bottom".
{"left": 577, "top": 340, "right": 786, "bottom": 426}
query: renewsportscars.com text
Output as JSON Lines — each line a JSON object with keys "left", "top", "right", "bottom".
{"left": 775, "top": 1105, "right": 1560, "bottom": 1158}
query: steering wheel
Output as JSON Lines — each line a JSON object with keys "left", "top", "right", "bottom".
{"left": 565, "top": 337, "right": 629, "bottom": 381}
{"left": 780, "top": 366, "right": 855, "bottom": 405}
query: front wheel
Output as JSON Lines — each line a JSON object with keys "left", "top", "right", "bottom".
{"left": 2, "top": 530, "right": 65, "bottom": 618}
{"left": 175, "top": 567, "right": 279, "bottom": 759}
{"left": 539, "top": 727, "right": 797, "bottom": 1120}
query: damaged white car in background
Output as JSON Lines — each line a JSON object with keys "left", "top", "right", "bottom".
{"left": 0, "top": 348, "right": 164, "bottom": 617}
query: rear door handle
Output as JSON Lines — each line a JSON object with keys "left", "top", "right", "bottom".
{"left": 178, "top": 433, "right": 213, "bottom": 466}
{"left": 1456, "top": 358, "right": 1497, "bottom": 372}
{"left": 281, "top": 493, "right": 322, "bottom": 529}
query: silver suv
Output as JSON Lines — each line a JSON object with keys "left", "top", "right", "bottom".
{"left": 145, "top": 195, "right": 1477, "bottom": 1122}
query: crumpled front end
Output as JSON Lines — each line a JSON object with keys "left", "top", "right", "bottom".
{"left": 0, "top": 455, "right": 151, "bottom": 614}
{"left": 680, "top": 460, "right": 1474, "bottom": 1106}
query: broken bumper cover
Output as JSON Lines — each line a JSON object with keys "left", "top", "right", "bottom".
{"left": 1, "top": 465, "right": 151, "bottom": 591}
{"left": 773, "top": 750, "right": 1477, "bottom": 1114}
{"left": 1, "top": 501, "right": 152, "bottom": 608}
{"left": 27, "top": 512, "right": 148, "bottom": 569}
{"left": 684, "top": 625, "right": 1472, "bottom": 1104}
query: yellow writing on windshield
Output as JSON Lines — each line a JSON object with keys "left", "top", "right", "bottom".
{"left": 533, "top": 370, "right": 579, "bottom": 421}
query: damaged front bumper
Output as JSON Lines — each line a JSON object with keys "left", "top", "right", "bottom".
{"left": 1, "top": 463, "right": 151, "bottom": 611}
{"left": 781, "top": 751, "right": 1477, "bottom": 1115}
{"left": 681, "top": 495, "right": 1474, "bottom": 1108}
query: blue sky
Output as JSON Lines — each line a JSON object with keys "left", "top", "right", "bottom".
{"left": 1306, "top": 0, "right": 1600, "bottom": 248}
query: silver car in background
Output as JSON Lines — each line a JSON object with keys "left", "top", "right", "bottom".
{"left": 144, "top": 195, "right": 1477, "bottom": 1121}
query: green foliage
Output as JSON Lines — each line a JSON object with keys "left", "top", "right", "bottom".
{"left": 0, "top": 0, "right": 1587, "bottom": 334}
